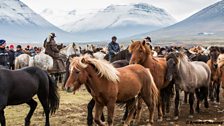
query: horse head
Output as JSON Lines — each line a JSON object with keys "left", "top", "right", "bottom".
{"left": 65, "top": 56, "right": 89, "bottom": 93}
{"left": 129, "top": 40, "right": 151, "bottom": 64}
{"left": 166, "top": 52, "right": 181, "bottom": 81}
{"left": 209, "top": 46, "right": 220, "bottom": 69}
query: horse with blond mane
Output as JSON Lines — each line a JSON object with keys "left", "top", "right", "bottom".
{"left": 65, "top": 55, "right": 158, "bottom": 126}
{"left": 129, "top": 40, "right": 172, "bottom": 121}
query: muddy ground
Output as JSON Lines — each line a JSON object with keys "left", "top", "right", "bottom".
{"left": 5, "top": 85, "right": 224, "bottom": 126}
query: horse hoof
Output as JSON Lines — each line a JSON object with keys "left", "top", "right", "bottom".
{"left": 188, "top": 115, "right": 193, "bottom": 119}
{"left": 173, "top": 116, "right": 179, "bottom": 121}
{"left": 166, "top": 117, "right": 171, "bottom": 121}
{"left": 147, "top": 123, "right": 152, "bottom": 126}
{"left": 157, "top": 118, "right": 163, "bottom": 122}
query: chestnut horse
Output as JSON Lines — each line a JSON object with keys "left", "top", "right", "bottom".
{"left": 65, "top": 55, "right": 158, "bottom": 126}
{"left": 217, "top": 54, "right": 224, "bottom": 96}
{"left": 129, "top": 40, "right": 171, "bottom": 121}
{"left": 207, "top": 46, "right": 221, "bottom": 103}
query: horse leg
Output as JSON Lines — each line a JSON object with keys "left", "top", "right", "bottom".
{"left": 123, "top": 101, "right": 136, "bottom": 126}
{"left": 142, "top": 95, "right": 156, "bottom": 125}
{"left": 189, "top": 92, "right": 195, "bottom": 118}
{"left": 174, "top": 89, "right": 180, "bottom": 120}
{"left": 134, "top": 98, "right": 144, "bottom": 124}
{"left": 157, "top": 96, "right": 163, "bottom": 122}
{"left": 184, "top": 92, "right": 188, "bottom": 104}
{"left": 0, "top": 96, "right": 7, "bottom": 126}
{"left": 59, "top": 73, "right": 62, "bottom": 83}
{"left": 216, "top": 82, "right": 220, "bottom": 103}
{"left": 202, "top": 86, "right": 209, "bottom": 108}
{"left": 209, "top": 82, "right": 214, "bottom": 102}
{"left": 122, "top": 105, "right": 129, "bottom": 121}
{"left": 107, "top": 102, "right": 115, "bottom": 126}
{"left": 87, "top": 99, "right": 95, "bottom": 126}
{"left": 94, "top": 102, "right": 105, "bottom": 126}
{"left": 195, "top": 89, "right": 201, "bottom": 113}
{"left": 25, "top": 99, "right": 38, "bottom": 126}
{"left": 37, "top": 94, "right": 50, "bottom": 126}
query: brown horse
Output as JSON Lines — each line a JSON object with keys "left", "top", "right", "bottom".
{"left": 129, "top": 40, "right": 171, "bottom": 121}
{"left": 217, "top": 54, "right": 224, "bottom": 96}
{"left": 65, "top": 55, "right": 159, "bottom": 126}
{"left": 207, "top": 46, "right": 221, "bottom": 103}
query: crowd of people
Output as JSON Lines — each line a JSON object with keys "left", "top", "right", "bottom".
{"left": 0, "top": 40, "right": 42, "bottom": 70}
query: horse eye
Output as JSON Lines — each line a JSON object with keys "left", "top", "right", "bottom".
{"left": 76, "top": 71, "right": 80, "bottom": 74}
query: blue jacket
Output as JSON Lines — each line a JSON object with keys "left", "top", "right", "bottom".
{"left": 15, "top": 50, "right": 24, "bottom": 57}
{"left": 108, "top": 42, "right": 120, "bottom": 56}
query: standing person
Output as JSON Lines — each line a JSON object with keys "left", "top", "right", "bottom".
{"left": 108, "top": 36, "right": 120, "bottom": 62}
{"left": 8, "top": 45, "right": 15, "bottom": 70}
{"left": 0, "top": 40, "right": 10, "bottom": 69}
{"left": 15, "top": 45, "right": 24, "bottom": 57}
{"left": 44, "top": 33, "right": 65, "bottom": 74}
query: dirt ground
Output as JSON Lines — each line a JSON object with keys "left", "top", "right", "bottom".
{"left": 4, "top": 85, "right": 224, "bottom": 126}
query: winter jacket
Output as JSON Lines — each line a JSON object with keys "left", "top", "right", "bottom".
{"left": 0, "top": 48, "right": 10, "bottom": 68}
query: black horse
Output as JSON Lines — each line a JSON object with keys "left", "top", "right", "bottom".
{"left": 104, "top": 48, "right": 131, "bottom": 62}
{"left": 0, "top": 66, "right": 59, "bottom": 126}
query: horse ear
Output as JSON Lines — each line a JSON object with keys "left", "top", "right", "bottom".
{"left": 73, "top": 42, "right": 76, "bottom": 48}
{"left": 131, "top": 40, "right": 134, "bottom": 43}
{"left": 69, "top": 57, "right": 73, "bottom": 63}
{"left": 142, "top": 40, "right": 146, "bottom": 46}
{"left": 81, "top": 58, "right": 86, "bottom": 64}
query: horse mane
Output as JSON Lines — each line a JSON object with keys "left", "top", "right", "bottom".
{"left": 167, "top": 52, "right": 188, "bottom": 63}
{"left": 71, "top": 55, "right": 120, "bottom": 83}
{"left": 129, "top": 40, "right": 152, "bottom": 55}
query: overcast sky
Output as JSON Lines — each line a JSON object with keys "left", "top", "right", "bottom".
{"left": 21, "top": 0, "right": 221, "bottom": 21}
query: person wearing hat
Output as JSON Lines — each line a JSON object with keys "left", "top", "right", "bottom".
{"left": 8, "top": 45, "right": 15, "bottom": 70}
{"left": 15, "top": 45, "right": 24, "bottom": 57}
{"left": 44, "top": 33, "right": 65, "bottom": 74}
{"left": 0, "top": 40, "right": 10, "bottom": 68}
{"left": 108, "top": 36, "right": 120, "bottom": 62}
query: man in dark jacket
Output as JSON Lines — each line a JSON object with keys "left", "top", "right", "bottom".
{"left": 108, "top": 36, "right": 120, "bottom": 62}
{"left": 0, "top": 40, "right": 10, "bottom": 69}
{"left": 15, "top": 45, "right": 24, "bottom": 57}
{"left": 8, "top": 45, "right": 15, "bottom": 70}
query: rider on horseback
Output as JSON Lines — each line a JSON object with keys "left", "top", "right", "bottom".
{"left": 108, "top": 36, "right": 120, "bottom": 62}
{"left": 0, "top": 40, "right": 10, "bottom": 69}
{"left": 44, "top": 33, "right": 65, "bottom": 74}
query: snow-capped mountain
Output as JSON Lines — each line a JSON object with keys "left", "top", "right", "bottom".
{"left": 0, "top": 0, "right": 73, "bottom": 42}
{"left": 131, "top": 0, "right": 224, "bottom": 42}
{"left": 61, "top": 3, "right": 176, "bottom": 41}
{"left": 40, "top": 8, "right": 82, "bottom": 26}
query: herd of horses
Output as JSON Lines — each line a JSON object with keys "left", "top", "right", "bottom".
{"left": 1, "top": 40, "right": 224, "bottom": 126}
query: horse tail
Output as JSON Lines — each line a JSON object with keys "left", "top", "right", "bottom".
{"left": 146, "top": 69, "right": 159, "bottom": 106}
{"left": 47, "top": 73, "right": 60, "bottom": 114}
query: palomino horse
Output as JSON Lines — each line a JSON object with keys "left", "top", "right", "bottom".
{"left": 0, "top": 67, "right": 59, "bottom": 126}
{"left": 166, "top": 52, "right": 211, "bottom": 119}
{"left": 207, "top": 46, "right": 221, "bottom": 103}
{"left": 129, "top": 40, "right": 171, "bottom": 121}
{"left": 217, "top": 54, "right": 224, "bottom": 96}
{"left": 65, "top": 55, "right": 158, "bottom": 126}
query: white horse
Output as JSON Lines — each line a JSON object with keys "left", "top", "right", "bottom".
{"left": 93, "top": 51, "right": 106, "bottom": 60}
{"left": 29, "top": 53, "right": 53, "bottom": 71}
{"left": 15, "top": 54, "right": 31, "bottom": 69}
{"left": 15, "top": 52, "right": 53, "bottom": 71}
{"left": 60, "top": 43, "right": 80, "bottom": 57}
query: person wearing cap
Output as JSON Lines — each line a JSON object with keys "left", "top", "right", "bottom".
{"left": 0, "top": 40, "right": 10, "bottom": 68}
{"left": 15, "top": 45, "right": 24, "bottom": 57}
{"left": 44, "top": 33, "right": 65, "bottom": 74}
{"left": 8, "top": 45, "right": 15, "bottom": 70}
{"left": 108, "top": 36, "right": 120, "bottom": 62}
